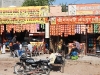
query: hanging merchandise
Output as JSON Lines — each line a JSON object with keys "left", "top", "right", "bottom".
{"left": 80, "top": 25, "right": 86, "bottom": 34}
{"left": 40, "top": 24, "right": 45, "bottom": 32}
{"left": 37, "top": 24, "right": 41, "bottom": 32}
{"left": 53, "top": 25, "right": 56, "bottom": 36}
{"left": 98, "top": 24, "right": 100, "bottom": 33}
{"left": 37, "top": 24, "right": 40, "bottom": 30}
{"left": 50, "top": 25, "right": 52, "bottom": 36}
{"left": 50, "top": 25, "right": 56, "bottom": 36}
{"left": 66, "top": 25, "right": 71, "bottom": 35}
{"left": 41, "top": 24, "right": 43, "bottom": 28}
{"left": 58, "top": 25, "right": 61, "bottom": 36}
{"left": 60, "top": 25, "right": 64, "bottom": 36}
{"left": 71, "top": 25, "right": 75, "bottom": 35}
{"left": 94, "top": 24, "right": 99, "bottom": 33}
{"left": 55, "top": 25, "right": 58, "bottom": 36}
{"left": 43, "top": 24, "right": 45, "bottom": 30}
{"left": 76, "top": 25, "right": 81, "bottom": 34}
{"left": 87, "top": 24, "right": 93, "bottom": 33}
{"left": 64, "top": 25, "right": 68, "bottom": 37}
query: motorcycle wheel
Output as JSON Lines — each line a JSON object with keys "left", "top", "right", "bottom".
{"left": 45, "top": 68, "right": 50, "bottom": 75}
{"left": 14, "top": 64, "right": 25, "bottom": 75}
{"left": 42, "top": 66, "right": 50, "bottom": 75}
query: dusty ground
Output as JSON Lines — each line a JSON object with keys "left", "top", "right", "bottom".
{"left": 0, "top": 53, "right": 100, "bottom": 75}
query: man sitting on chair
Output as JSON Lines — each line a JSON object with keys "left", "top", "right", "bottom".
{"left": 49, "top": 49, "right": 63, "bottom": 65}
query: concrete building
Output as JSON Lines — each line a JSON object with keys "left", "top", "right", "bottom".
{"left": 50, "top": 5, "right": 68, "bottom": 16}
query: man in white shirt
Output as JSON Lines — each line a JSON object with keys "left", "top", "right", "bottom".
{"left": 49, "top": 50, "right": 62, "bottom": 64}
{"left": 27, "top": 42, "right": 33, "bottom": 57}
{"left": 18, "top": 42, "right": 25, "bottom": 56}
{"left": 49, "top": 50, "right": 56, "bottom": 64}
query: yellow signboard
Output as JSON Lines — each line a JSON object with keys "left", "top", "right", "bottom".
{"left": 0, "top": 6, "right": 49, "bottom": 18}
{"left": 0, "top": 18, "right": 47, "bottom": 24}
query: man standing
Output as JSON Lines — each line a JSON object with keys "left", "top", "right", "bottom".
{"left": 27, "top": 42, "right": 33, "bottom": 57}
{"left": 13, "top": 41, "right": 20, "bottom": 57}
{"left": 12, "top": 35, "right": 17, "bottom": 43}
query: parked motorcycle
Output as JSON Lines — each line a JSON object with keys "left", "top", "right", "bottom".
{"left": 14, "top": 54, "right": 50, "bottom": 75}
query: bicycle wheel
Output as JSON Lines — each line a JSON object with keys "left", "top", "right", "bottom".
{"left": 14, "top": 64, "right": 25, "bottom": 75}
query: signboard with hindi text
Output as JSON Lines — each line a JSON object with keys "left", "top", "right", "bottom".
{"left": 0, "top": 6, "right": 49, "bottom": 24}
{"left": 56, "top": 16, "right": 100, "bottom": 25}
{"left": 68, "top": 4, "right": 100, "bottom": 15}
{"left": 0, "top": 6, "right": 49, "bottom": 18}
{"left": 0, "top": 18, "right": 48, "bottom": 24}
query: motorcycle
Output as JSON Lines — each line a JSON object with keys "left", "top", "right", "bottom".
{"left": 14, "top": 54, "right": 50, "bottom": 75}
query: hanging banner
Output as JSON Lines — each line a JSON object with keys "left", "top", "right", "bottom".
{"left": 0, "top": 6, "right": 49, "bottom": 18}
{"left": 56, "top": 16, "right": 100, "bottom": 25}
{"left": 68, "top": 4, "right": 100, "bottom": 15}
{"left": 0, "top": 18, "right": 48, "bottom": 24}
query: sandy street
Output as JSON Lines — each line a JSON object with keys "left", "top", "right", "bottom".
{"left": 0, "top": 53, "right": 100, "bottom": 75}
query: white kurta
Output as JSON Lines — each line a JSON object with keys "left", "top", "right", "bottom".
{"left": 1, "top": 44, "right": 5, "bottom": 54}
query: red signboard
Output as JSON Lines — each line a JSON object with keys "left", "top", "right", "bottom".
{"left": 56, "top": 16, "right": 100, "bottom": 25}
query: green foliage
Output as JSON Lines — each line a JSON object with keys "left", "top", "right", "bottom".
{"left": 60, "top": 3, "right": 68, "bottom": 12}
{"left": 22, "top": 0, "right": 55, "bottom": 6}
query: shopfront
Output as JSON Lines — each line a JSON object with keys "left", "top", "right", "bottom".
{"left": 0, "top": 6, "right": 49, "bottom": 52}
{"left": 50, "top": 16, "right": 100, "bottom": 54}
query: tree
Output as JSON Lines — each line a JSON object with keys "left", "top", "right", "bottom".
{"left": 22, "top": 0, "right": 55, "bottom": 6}
{"left": 60, "top": 3, "right": 68, "bottom": 12}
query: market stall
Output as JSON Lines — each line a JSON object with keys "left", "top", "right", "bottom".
{"left": 0, "top": 6, "right": 49, "bottom": 52}
{"left": 50, "top": 16, "right": 100, "bottom": 54}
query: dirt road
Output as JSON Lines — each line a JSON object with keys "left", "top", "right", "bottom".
{"left": 0, "top": 53, "right": 100, "bottom": 75}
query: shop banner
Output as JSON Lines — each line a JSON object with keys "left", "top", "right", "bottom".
{"left": 56, "top": 16, "right": 100, "bottom": 25}
{"left": 0, "top": 6, "right": 49, "bottom": 18}
{"left": 68, "top": 4, "right": 100, "bottom": 15}
{"left": 0, "top": 18, "right": 48, "bottom": 24}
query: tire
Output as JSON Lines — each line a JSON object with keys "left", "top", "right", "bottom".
{"left": 46, "top": 68, "right": 50, "bottom": 75}
{"left": 42, "top": 66, "right": 50, "bottom": 75}
{"left": 14, "top": 64, "right": 25, "bottom": 75}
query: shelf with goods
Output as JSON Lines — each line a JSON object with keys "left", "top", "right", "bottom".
{"left": 0, "top": 25, "right": 4, "bottom": 34}
{"left": 87, "top": 35, "right": 97, "bottom": 53}
{"left": 87, "top": 24, "right": 100, "bottom": 53}
{"left": 93, "top": 24, "right": 100, "bottom": 51}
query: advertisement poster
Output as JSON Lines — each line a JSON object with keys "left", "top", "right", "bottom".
{"left": 68, "top": 4, "right": 100, "bottom": 15}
